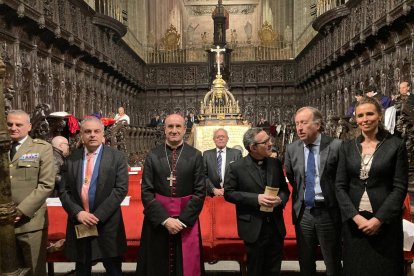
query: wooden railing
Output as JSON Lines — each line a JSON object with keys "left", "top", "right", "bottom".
{"left": 95, "top": 0, "right": 127, "bottom": 25}
{"left": 316, "top": 0, "right": 349, "bottom": 17}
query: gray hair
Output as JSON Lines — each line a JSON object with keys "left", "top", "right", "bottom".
{"left": 213, "top": 128, "right": 228, "bottom": 138}
{"left": 295, "top": 106, "right": 325, "bottom": 131}
{"left": 232, "top": 145, "right": 243, "bottom": 152}
{"left": 80, "top": 117, "right": 104, "bottom": 131}
{"left": 8, "top": 110, "right": 30, "bottom": 123}
{"left": 243, "top": 128, "right": 263, "bottom": 152}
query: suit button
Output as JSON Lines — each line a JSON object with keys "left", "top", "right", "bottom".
{"left": 27, "top": 165, "right": 31, "bottom": 167}
{"left": 9, "top": 164, "right": 13, "bottom": 168}
{"left": 10, "top": 175, "right": 13, "bottom": 179}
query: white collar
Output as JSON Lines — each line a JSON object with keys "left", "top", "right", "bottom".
{"left": 14, "top": 135, "right": 29, "bottom": 145}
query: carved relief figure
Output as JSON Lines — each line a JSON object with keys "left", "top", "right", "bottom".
{"left": 244, "top": 21, "right": 253, "bottom": 43}
{"left": 201, "top": 32, "right": 209, "bottom": 45}
{"left": 230, "top": 29, "right": 238, "bottom": 46}
{"left": 186, "top": 23, "right": 199, "bottom": 46}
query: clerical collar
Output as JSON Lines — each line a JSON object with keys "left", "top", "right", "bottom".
{"left": 165, "top": 142, "right": 184, "bottom": 151}
{"left": 249, "top": 155, "right": 266, "bottom": 166}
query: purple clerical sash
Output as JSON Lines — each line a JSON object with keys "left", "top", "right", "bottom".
{"left": 155, "top": 193, "right": 201, "bottom": 276}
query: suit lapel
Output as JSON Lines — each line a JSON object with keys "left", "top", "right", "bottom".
{"left": 210, "top": 150, "right": 218, "bottom": 179}
{"left": 246, "top": 156, "right": 264, "bottom": 189}
{"left": 319, "top": 135, "right": 331, "bottom": 179}
{"left": 266, "top": 157, "right": 273, "bottom": 188}
{"left": 296, "top": 141, "right": 305, "bottom": 180}
{"left": 225, "top": 147, "right": 231, "bottom": 168}
{"left": 73, "top": 149, "right": 84, "bottom": 194}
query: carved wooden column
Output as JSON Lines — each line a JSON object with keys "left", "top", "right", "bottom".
{"left": 0, "top": 57, "right": 29, "bottom": 275}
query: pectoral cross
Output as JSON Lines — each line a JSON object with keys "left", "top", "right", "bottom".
{"left": 210, "top": 45, "right": 226, "bottom": 75}
{"left": 167, "top": 173, "right": 176, "bottom": 187}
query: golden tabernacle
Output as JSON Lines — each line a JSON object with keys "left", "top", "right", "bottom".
{"left": 198, "top": 73, "right": 243, "bottom": 126}
{"left": 190, "top": 49, "right": 249, "bottom": 154}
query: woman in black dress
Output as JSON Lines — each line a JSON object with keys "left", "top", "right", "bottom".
{"left": 336, "top": 96, "right": 408, "bottom": 276}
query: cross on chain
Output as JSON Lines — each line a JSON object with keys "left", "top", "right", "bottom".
{"left": 167, "top": 173, "right": 176, "bottom": 187}
{"left": 210, "top": 45, "right": 226, "bottom": 76}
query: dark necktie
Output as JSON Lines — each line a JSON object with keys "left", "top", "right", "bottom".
{"left": 10, "top": 141, "right": 19, "bottom": 160}
{"left": 217, "top": 150, "right": 223, "bottom": 182}
{"left": 304, "top": 144, "right": 315, "bottom": 209}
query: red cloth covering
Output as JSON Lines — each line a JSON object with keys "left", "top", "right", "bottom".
{"left": 100, "top": 117, "right": 116, "bottom": 126}
{"left": 48, "top": 170, "right": 414, "bottom": 264}
{"left": 65, "top": 115, "right": 80, "bottom": 134}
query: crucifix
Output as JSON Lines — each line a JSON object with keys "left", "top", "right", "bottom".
{"left": 167, "top": 173, "right": 176, "bottom": 187}
{"left": 210, "top": 45, "right": 226, "bottom": 75}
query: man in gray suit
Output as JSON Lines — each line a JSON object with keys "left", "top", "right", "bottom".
{"left": 203, "top": 128, "right": 242, "bottom": 196}
{"left": 284, "top": 107, "right": 342, "bottom": 276}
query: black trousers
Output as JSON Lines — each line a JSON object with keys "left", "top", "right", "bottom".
{"left": 75, "top": 239, "right": 122, "bottom": 276}
{"left": 244, "top": 217, "right": 284, "bottom": 276}
{"left": 295, "top": 207, "right": 342, "bottom": 276}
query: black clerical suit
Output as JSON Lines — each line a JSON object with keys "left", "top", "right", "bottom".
{"left": 137, "top": 143, "right": 206, "bottom": 276}
{"left": 224, "top": 155, "right": 290, "bottom": 276}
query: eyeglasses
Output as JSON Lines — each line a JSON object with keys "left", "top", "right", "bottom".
{"left": 255, "top": 137, "right": 271, "bottom": 145}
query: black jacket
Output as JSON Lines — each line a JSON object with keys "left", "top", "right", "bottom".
{"left": 335, "top": 129, "right": 408, "bottom": 224}
{"left": 224, "top": 155, "right": 290, "bottom": 243}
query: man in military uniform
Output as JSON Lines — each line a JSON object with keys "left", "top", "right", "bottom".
{"left": 7, "top": 110, "right": 55, "bottom": 276}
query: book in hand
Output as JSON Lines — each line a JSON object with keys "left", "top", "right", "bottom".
{"left": 75, "top": 224, "right": 98, "bottom": 239}
{"left": 260, "top": 186, "right": 279, "bottom": 212}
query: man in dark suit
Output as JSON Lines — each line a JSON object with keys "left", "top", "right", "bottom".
{"left": 284, "top": 107, "right": 342, "bottom": 276}
{"left": 203, "top": 128, "right": 242, "bottom": 196}
{"left": 224, "top": 128, "right": 290, "bottom": 276}
{"left": 60, "top": 117, "right": 128, "bottom": 276}
{"left": 186, "top": 112, "right": 199, "bottom": 128}
{"left": 148, "top": 114, "right": 162, "bottom": 127}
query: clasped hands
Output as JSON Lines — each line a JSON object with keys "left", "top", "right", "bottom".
{"left": 76, "top": 211, "right": 99, "bottom": 226}
{"left": 258, "top": 194, "right": 282, "bottom": 208}
{"left": 353, "top": 214, "right": 382, "bottom": 236}
{"left": 164, "top": 217, "right": 187, "bottom": 235}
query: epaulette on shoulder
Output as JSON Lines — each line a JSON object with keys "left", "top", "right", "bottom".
{"left": 32, "top": 139, "right": 48, "bottom": 145}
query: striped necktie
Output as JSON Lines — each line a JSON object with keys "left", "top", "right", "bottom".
{"left": 217, "top": 150, "right": 223, "bottom": 182}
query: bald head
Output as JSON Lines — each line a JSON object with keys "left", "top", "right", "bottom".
{"left": 51, "top": 136, "right": 70, "bottom": 156}
{"left": 165, "top": 114, "right": 185, "bottom": 126}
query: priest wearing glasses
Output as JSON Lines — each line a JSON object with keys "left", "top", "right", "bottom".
{"left": 137, "top": 114, "right": 206, "bottom": 276}
{"left": 224, "top": 128, "right": 290, "bottom": 275}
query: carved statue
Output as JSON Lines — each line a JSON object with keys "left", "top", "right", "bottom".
{"left": 30, "top": 103, "right": 51, "bottom": 140}
{"left": 4, "top": 85, "right": 15, "bottom": 114}
{"left": 244, "top": 21, "right": 253, "bottom": 44}
{"left": 201, "top": 32, "right": 209, "bottom": 45}
{"left": 230, "top": 29, "right": 238, "bottom": 46}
